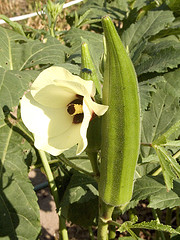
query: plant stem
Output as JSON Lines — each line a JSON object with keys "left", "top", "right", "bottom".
{"left": 88, "top": 227, "right": 95, "bottom": 240}
{"left": 127, "top": 228, "right": 139, "bottom": 239}
{"left": 141, "top": 143, "right": 152, "bottom": 147}
{"left": 59, "top": 214, "right": 69, "bottom": 240}
{"left": 152, "top": 209, "right": 166, "bottom": 240}
{"left": 152, "top": 167, "right": 162, "bottom": 176}
{"left": 173, "top": 150, "right": 180, "bottom": 159}
{"left": 50, "top": 22, "right": 55, "bottom": 37}
{"left": 38, "top": 150, "right": 69, "bottom": 240}
{"left": 58, "top": 155, "right": 94, "bottom": 177}
{"left": 108, "top": 224, "right": 116, "bottom": 240}
{"left": 87, "top": 151, "right": 100, "bottom": 178}
{"left": 97, "top": 198, "right": 114, "bottom": 240}
{"left": 38, "top": 150, "right": 60, "bottom": 207}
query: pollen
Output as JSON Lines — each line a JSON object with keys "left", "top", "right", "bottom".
{"left": 67, "top": 103, "right": 83, "bottom": 116}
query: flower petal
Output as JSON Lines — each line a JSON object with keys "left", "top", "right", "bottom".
{"left": 31, "top": 66, "right": 96, "bottom": 108}
{"left": 34, "top": 122, "right": 82, "bottom": 156}
{"left": 20, "top": 92, "right": 72, "bottom": 137}
{"left": 76, "top": 101, "right": 92, "bottom": 155}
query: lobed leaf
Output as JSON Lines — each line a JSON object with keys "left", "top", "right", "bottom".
{"left": 0, "top": 68, "right": 39, "bottom": 121}
{"left": 131, "top": 220, "right": 180, "bottom": 234}
{"left": 0, "top": 26, "right": 69, "bottom": 71}
{"left": 63, "top": 28, "right": 103, "bottom": 67}
{"left": 60, "top": 172, "right": 98, "bottom": 227}
{"left": 132, "top": 175, "right": 180, "bottom": 210}
{"left": 141, "top": 80, "right": 180, "bottom": 158}
{"left": 0, "top": 27, "right": 27, "bottom": 70}
{"left": 136, "top": 40, "right": 180, "bottom": 74}
{"left": 0, "top": 124, "right": 40, "bottom": 239}
{"left": 121, "top": 10, "right": 174, "bottom": 54}
{"left": 18, "top": 36, "right": 69, "bottom": 70}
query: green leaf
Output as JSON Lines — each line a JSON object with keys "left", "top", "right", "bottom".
{"left": 167, "top": 0, "right": 180, "bottom": 14}
{"left": 0, "top": 26, "right": 27, "bottom": 70}
{"left": 118, "top": 215, "right": 179, "bottom": 235}
{"left": 130, "top": 220, "right": 180, "bottom": 234}
{"left": 76, "top": 0, "right": 127, "bottom": 21}
{"left": 161, "top": 140, "right": 180, "bottom": 147}
{"left": 63, "top": 28, "right": 103, "bottom": 67}
{"left": 0, "top": 68, "right": 39, "bottom": 121}
{"left": 135, "top": 160, "right": 160, "bottom": 179}
{"left": 60, "top": 172, "right": 98, "bottom": 227}
{"left": 138, "top": 76, "right": 164, "bottom": 111}
{"left": 0, "top": 26, "right": 69, "bottom": 71}
{"left": 132, "top": 175, "right": 180, "bottom": 210}
{"left": 163, "top": 68, "right": 180, "bottom": 97}
{"left": 0, "top": 124, "right": 40, "bottom": 239}
{"left": 136, "top": 40, "right": 180, "bottom": 74}
{"left": 55, "top": 63, "right": 80, "bottom": 75}
{"left": 18, "top": 36, "right": 69, "bottom": 70}
{"left": 153, "top": 119, "right": 180, "bottom": 145}
{"left": 0, "top": 15, "right": 26, "bottom": 36}
{"left": 154, "top": 146, "right": 177, "bottom": 190}
{"left": 121, "top": 10, "right": 174, "bottom": 54}
{"left": 141, "top": 81, "right": 180, "bottom": 158}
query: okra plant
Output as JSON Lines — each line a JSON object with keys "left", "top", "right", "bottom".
{"left": 0, "top": 0, "right": 180, "bottom": 240}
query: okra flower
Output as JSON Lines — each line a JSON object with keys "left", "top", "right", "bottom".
{"left": 21, "top": 66, "right": 108, "bottom": 156}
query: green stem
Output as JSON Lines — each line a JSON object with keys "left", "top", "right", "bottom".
{"left": 58, "top": 155, "right": 94, "bottom": 178}
{"left": 16, "top": 121, "right": 34, "bottom": 142}
{"left": 59, "top": 214, "right": 69, "bottom": 240}
{"left": 50, "top": 22, "right": 55, "bottom": 37}
{"left": 127, "top": 228, "right": 139, "bottom": 240}
{"left": 108, "top": 224, "right": 116, "bottom": 240}
{"left": 31, "top": 159, "right": 61, "bottom": 169}
{"left": 38, "top": 150, "right": 60, "bottom": 207}
{"left": 173, "top": 150, "right": 180, "bottom": 159}
{"left": 38, "top": 150, "right": 69, "bottom": 240}
{"left": 88, "top": 227, "right": 95, "bottom": 240}
{"left": 87, "top": 152, "right": 100, "bottom": 178}
{"left": 141, "top": 143, "right": 152, "bottom": 147}
{"left": 152, "top": 209, "right": 166, "bottom": 240}
{"left": 97, "top": 198, "right": 114, "bottom": 240}
{"left": 152, "top": 167, "right": 162, "bottom": 176}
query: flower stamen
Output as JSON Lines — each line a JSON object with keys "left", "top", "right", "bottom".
{"left": 67, "top": 96, "right": 84, "bottom": 124}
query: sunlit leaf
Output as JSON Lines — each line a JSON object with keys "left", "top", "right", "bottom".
{"left": 121, "top": 10, "right": 174, "bottom": 54}
{"left": 0, "top": 123, "right": 40, "bottom": 239}
{"left": 0, "top": 68, "right": 38, "bottom": 121}
{"left": 141, "top": 80, "right": 180, "bottom": 158}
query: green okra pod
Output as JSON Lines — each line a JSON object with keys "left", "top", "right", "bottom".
{"left": 99, "top": 16, "right": 141, "bottom": 206}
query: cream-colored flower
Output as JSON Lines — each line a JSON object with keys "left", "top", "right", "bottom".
{"left": 21, "top": 66, "right": 108, "bottom": 156}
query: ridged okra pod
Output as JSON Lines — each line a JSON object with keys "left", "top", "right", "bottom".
{"left": 99, "top": 16, "right": 141, "bottom": 206}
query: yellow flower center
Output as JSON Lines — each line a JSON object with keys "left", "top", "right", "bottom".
{"left": 67, "top": 96, "right": 84, "bottom": 124}
{"left": 67, "top": 103, "right": 83, "bottom": 116}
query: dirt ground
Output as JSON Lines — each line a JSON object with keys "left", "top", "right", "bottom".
{"left": 29, "top": 169, "right": 92, "bottom": 240}
{"left": 29, "top": 169, "right": 59, "bottom": 240}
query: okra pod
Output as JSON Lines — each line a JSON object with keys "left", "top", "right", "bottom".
{"left": 99, "top": 16, "right": 141, "bottom": 206}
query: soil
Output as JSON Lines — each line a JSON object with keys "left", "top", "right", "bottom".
{"left": 29, "top": 169, "right": 92, "bottom": 240}
{"left": 29, "top": 169, "right": 59, "bottom": 240}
